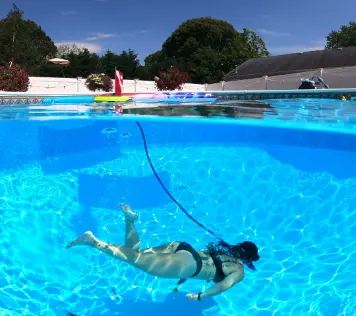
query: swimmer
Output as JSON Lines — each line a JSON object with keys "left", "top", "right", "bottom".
{"left": 66, "top": 203, "right": 260, "bottom": 301}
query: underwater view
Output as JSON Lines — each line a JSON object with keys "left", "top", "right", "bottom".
{"left": 0, "top": 100, "right": 355, "bottom": 316}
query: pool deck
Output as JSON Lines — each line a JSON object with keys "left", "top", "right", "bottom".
{"left": 1, "top": 88, "right": 356, "bottom": 104}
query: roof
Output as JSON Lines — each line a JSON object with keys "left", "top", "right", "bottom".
{"left": 223, "top": 46, "right": 356, "bottom": 81}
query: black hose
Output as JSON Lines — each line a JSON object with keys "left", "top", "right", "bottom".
{"left": 135, "top": 120, "right": 225, "bottom": 242}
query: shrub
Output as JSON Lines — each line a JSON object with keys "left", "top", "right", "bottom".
{"left": 155, "top": 66, "right": 190, "bottom": 91}
{"left": 0, "top": 64, "right": 29, "bottom": 92}
{"left": 85, "top": 73, "right": 113, "bottom": 92}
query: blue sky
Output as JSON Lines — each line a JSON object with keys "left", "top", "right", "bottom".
{"left": 1, "top": 0, "right": 356, "bottom": 64}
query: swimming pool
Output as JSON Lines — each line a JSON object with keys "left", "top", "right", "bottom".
{"left": 0, "top": 98, "right": 355, "bottom": 316}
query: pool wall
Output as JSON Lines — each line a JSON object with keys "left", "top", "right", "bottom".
{"left": 2, "top": 118, "right": 356, "bottom": 174}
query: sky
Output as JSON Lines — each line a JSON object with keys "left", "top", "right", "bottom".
{"left": 1, "top": 0, "right": 356, "bottom": 64}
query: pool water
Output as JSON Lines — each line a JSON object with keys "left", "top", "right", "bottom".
{"left": 0, "top": 98, "right": 355, "bottom": 316}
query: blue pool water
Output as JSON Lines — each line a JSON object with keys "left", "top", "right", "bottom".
{"left": 0, "top": 98, "right": 356, "bottom": 316}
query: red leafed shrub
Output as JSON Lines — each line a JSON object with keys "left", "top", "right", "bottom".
{"left": 85, "top": 73, "right": 113, "bottom": 92}
{"left": 102, "top": 74, "right": 114, "bottom": 92}
{"left": 155, "top": 66, "right": 190, "bottom": 91}
{"left": 0, "top": 64, "right": 29, "bottom": 92}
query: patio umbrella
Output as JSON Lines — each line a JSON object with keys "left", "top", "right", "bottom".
{"left": 48, "top": 58, "right": 70, "bottom": 66}
{"left": 47, "top": 58, "right": 70, "bottom": 77}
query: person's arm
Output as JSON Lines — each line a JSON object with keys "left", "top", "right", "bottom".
{"left": 186, "top": 270, "right": 244, "bottom": 301}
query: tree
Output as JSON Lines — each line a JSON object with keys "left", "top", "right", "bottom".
{"left": 0, "top": 4, "right": 57, "bottom": 73}
{"left": 144, "top": 17, "right": 270, "bottom": 84}
{"left": 34, "top": 48, "right": 101, "bottom": 78}
{"left": 35, "top": 47, "right": 148, "bottom": 80}
{"left": 65, "top": 49, "right": 101, "bottom": 78}
{"left": 326, "top": 21, "right": 356, "bottom": 48}
{"left": 144, "top": 51, "right": 179, "bottom": 80}
{"left": 56, "top": 44, "right": 85, "bottom": 57}
{"left": 100, "top": 49, "right": 141, "bottom": 79}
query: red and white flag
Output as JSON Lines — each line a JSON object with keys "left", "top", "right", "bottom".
{"left": 115, "top": 69, "right": 124, "bottom": 95}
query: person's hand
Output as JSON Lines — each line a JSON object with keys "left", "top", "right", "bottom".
{"left": 186, "top": 293, "right": 200, "bottom": 301}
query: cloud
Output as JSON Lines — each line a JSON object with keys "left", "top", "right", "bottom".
{"left": 85, "top": 30, "right": 149, "bottom": 41}
{"left": 261, "top": 14, "right": 271, "bottom": 19}
{"left": 269, "top": 40, "right": 326, "bottom": 55}
{"left": 55, "top": 41, "right": 102, "bottom": 53}
{"left": 86, "top": 33, "right": 116, "bottom": 41}
{"left": 55, "top": 29, "right": 149, "bottom": 55}
{"left": 60, "top": 10, "right": 76, "bottom": 16}
{"left": 257, "top": 28, "right": 290, "bottom": 37}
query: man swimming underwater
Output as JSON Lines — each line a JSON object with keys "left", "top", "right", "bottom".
{"left": 66, "top": 203, "right": 260, "bottom": 301}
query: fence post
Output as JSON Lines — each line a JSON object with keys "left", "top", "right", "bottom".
{"left": 134, "top": 79, "right": 138, "bottom": 92}
{"left": 204, "top": 83, "right": 208, "bottom": 91}
{"left": 77, "top": 77, "right": 82, "bottom": 92}
{"left": 220, "top": 80, "right": 225, "bottom": 91}
{"left": 264, "top": 76, "right": 268, "bottom": 90}
{"left": 319, "top": 68, "right": 323, "bottom": 78}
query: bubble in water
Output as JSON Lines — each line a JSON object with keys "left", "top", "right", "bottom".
{"left": 101, "top": 127, "right": 118, "bottom": 135}
{"left": 120, "top": 132, "right": 131, "bottom": 138}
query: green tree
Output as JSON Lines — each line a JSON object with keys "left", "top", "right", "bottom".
{"left": 56, "top": 43, "right": 85, "bottom": 57}
{"left": 144, "top": 17, "right": 269, "bottom": 83}
{"left": 34, "top": 48, "right": 100, "bottom": 78}
{"left": 144, "top": 51, "right": 179, "bottom": 79}
{"left": 100, "top": 49, "right": 142, "bottom": 79}
{"left": 0, "top": 4, "right": 57, "bottom": 73}
{"left": 326, "top": 21, "right": 356, "bottom": 48}
{"left": 63, "top": 49, "right": 101, "bottom": 78}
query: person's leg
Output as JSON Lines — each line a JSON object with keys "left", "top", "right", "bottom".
{"left": 120, "top": 203, "right": 179, "bottom": 254}
{"left": 120, "top": 203, "right": 140, "bottom": 250}
{"left": 66, "top": 231, "right": 197, "bottom": 279}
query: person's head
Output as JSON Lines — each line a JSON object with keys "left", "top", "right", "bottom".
{"left": 207, "top": 240, "right": 260, "bottom": 271}
{"left": 229, "top": 241, "right": 260, "bottom": 270}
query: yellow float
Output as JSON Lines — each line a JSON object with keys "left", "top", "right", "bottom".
{"left": 94, "top": 96, "right": 131, "bottom": 103}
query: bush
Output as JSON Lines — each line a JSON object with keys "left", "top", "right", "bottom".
{"left": 0, "top": 64, "right": 29, "bottom": 92}
{"left": 155, "top": 66, "right": 190, "bottom": 91}
{"left": 85, "top": 73, "right": 113, "bottom": 92}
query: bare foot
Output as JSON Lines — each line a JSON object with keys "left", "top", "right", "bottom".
{"left": 66, "top": 231, "right": 96, "bottom": 249}
{"left": 120, "top": 203, "right": 138, "bottom": 222}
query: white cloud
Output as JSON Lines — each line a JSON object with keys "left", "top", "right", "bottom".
{"left": 85, "top": 30, "right": 148, "bottom": 41}
{"left": 269, "top": 40, "right": 326, "bottom": 55}
{"left": 60, "top": 10, "right": 76, "bottom": 16}
{"left": 86, "top": 33, "right": 116, "bottom": 41}
{"left": 257, "top": 28, "right": 290, "bottom": 37}
{"left": 261, "top": 14, "right": 271, "bottom": 19}
{"left": 55, "top": 41, "right": 102, "bottom": 53}
{"left": 114, "top": 30, "right": 150, "bottom": 37}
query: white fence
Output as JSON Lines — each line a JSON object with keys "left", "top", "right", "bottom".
{"left": 25, "top": 77, "right": 205, "bottom": 94}
{"left": 207, "top": 66, "right": 356, "bottom": 91}
{"left": 4, "top": 66, "right": 355, "bottom": 95}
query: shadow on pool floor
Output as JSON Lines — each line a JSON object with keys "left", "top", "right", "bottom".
{"left": 71, "top": 171, "right": 171, "bottom": 236}
{"left": 67, "top": 292, "right": 217, "bottom": 316}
